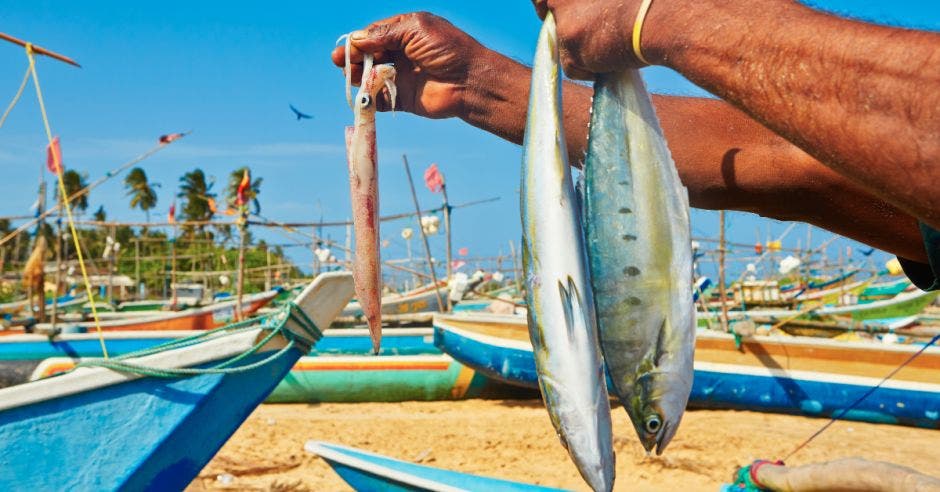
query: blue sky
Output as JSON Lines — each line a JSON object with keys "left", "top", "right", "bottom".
{"left": 0, "top": 1, "right": 936, "bottom": 281}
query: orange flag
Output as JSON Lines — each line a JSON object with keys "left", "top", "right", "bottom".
{"left": 46, "top": 136, "right": 64, "bottom": 174}
{"left": 167, "top": 201, "right": 176, "bottom": 224}
{"left": 207, "top": 197, "right": 218, "bottom": 214}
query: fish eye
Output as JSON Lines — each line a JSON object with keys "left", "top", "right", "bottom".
{"left": 644, "top": 415, "right": 662, "bottom": 434}
{"left": 359, "top": 94, "right": 372, "bottom": 107}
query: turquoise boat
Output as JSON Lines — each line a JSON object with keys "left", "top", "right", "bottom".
{"left": 308, "top": 441, "right": 569, "bottom": 491}
{"left": 860, "top": 278, "right": 913, "bottom": 300}
{"left": 818, "top": 289, "right": 938, "bottom": 321}
{"left": 0, "top": 272, "right": 354, "bottom": 491}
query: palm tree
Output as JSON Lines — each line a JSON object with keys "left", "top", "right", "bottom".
{"left": 225, "top": 166, "right": 262, "bottom": 213}
{"left": 93, "top": 206, "right": 107, "bottom": 222}
{"left": 124, "top": 167, "right": 159, "bottom": 223}
{"left": 177, "top": 169, "right": 216, "bottom": 232}
{"left": 61, "top": 170, "right": 89, "bottom": 211}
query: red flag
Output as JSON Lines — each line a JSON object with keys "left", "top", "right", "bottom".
{"left": 46, "top": 136, "right": 64, "bottom": 174}
{"left": 167, "top": 201, "right": 176, "bottom": 224}
{"left": 159, "top": 132, "right": 186, "bottom": 144}
{"left": 458, "top": 247, "right": 469, "bottom": 256}
{"left": 236, "top": 169, "right": 250, "bottom": 206}
{"left": 451, "top": 260, "right": 466, "bottom": 270}
{"left": 207, "top": 197, "right": 218, "bottom": 214}
{"left": 423, "top": 163, "right": 444, "bottom": 193}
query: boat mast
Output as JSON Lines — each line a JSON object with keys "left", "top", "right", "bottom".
{"left": 402, "top": 154, "right": 447, "bottom": 313}
{"left": 718, "top": 210, "right": 729, "bottom": 331}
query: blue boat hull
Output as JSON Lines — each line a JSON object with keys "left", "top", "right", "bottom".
{"left": 310, "top": 441, "right": 568, "bottom": 491}
{"left": 434, "top": 324, "right": 940, "bottom": 428}
{"left": 0, "top": 346, "right": 301, "bottom": 490}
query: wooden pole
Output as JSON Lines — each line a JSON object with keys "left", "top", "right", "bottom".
{"left": 235, "top": 209, "right": 247, "bottom": 321}
{"left": 51, "top": 197, "right": 62, "bottom": 327}
{"left": 402, "top": 154, "right": 446, "bottom": 312}
{"left": 134, "top": 238, "right": 141, "bottom": 299}
{"left": 440, "top": 182, "right": 453, "bottom": 311}
{"left": 509, "top": 239, "right": 521, "bottom": 295}
{"left": 170, "top": 226, "right": 178, "bottom": 307}
{"left": 265, "top": 247, "right": 272, "bottom": 291}
{"left": 108, "top": 224, "right": 116, "bottom": 303}
{"left": 0, "top": 32, "right": 81, "bottom": 68}
{"left": 718, "top": 210, "right": 729, "bottom": 332}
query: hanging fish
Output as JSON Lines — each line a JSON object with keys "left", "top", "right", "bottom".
{"left": 342, "top": 34, "right": 397, "bottom": 354}
{"left": 521, "top": 13, "right": 614, "bottom": 492}
{"left": 583, "top": 69, "right": 694, "bottom": 455}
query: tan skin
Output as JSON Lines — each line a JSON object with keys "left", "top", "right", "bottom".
{"left": 331, "top": 11, "right": 932, "bottom": 263}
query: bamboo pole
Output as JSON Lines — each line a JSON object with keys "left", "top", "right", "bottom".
{"left": 440, "top": 182, "right": 453, "bottom": 312}
{"left": 235, "top": 209, "right": 248, "bottom": 321}
{"left": 718, "top": 210, "right": 729, "bottom": 331}
{"left": 402, "top": 155, "right": 446, "bottom": 312}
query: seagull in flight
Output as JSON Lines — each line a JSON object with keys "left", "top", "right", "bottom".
{"left": 289, "top": 104, "right": 313, "bottom": 121}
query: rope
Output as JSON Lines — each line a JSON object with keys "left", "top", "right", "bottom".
{"left": 0, "top": 65, "right": 30, "bottom": 130}
{"left": 25, "top": 43, "right": 108, "bottom": 358}
{"left": 782, "top": 332, "right": 940, "bottom": 461}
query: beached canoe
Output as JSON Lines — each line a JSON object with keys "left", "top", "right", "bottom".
{"left": 818, "top": 289, "right": 938, "bottom": 321}
{"left": 341, "top": 283, "right": 449, "bottom": 320}
{"left": 0, "top": 272, "right": 354, "bottom": 491}
{"left": 861, "top": 278, "right": 913, "bottom": 300}
{"left": 434, "top": 313, "right": 940, "bottom": 428}
{"left": 307, "top": 441, "right": 569, "bottom": 491}
{"left": 0, "top": 293, "right": 87, "bottom": 316}
{"left": 23, "top": 288, "right": 280, "bottom": 333}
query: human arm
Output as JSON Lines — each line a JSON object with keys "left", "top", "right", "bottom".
{"left": 332, "top": 12, "right": 929, "bottom": 263}
{"left": 537, "top": 0, "right": 940, "bottom": 230}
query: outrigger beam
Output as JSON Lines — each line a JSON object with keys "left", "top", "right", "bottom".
{"left": 0, "top": 32, "right": 81, "bottom": 68}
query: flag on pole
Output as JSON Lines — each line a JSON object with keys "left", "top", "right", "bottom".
{"left": 236, "top": 169, "right": 250, "bottom": 206}
{"left": 458, "top": 247, "right": 469, "bottom": 256}
{"left": 167, "top": 201, "right": 176, "bottom": 224}
{"left": 423, "top": 163, "right": 444, "bottom": 193}
{"left": 46, "top": 136, "right": 63, "bottom": 174}
{"left": 159, "top": 132, "right": 186, "bottom": 144}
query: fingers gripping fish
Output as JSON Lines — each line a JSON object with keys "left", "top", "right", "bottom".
{"left": 521, "top": 14, "right": 614, "bottom": 492}
{"left": 584, "top": 69, "right": 695, "bottom": 455}
{"left": 341, "top": 34, "right": 397, "bottom": 353}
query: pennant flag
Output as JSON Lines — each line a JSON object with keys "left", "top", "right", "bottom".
{"left": 159, "top": 132, "right": 186, "bottom": 144}
{"left": 423, "top": 163, "right": 444, "bottom": 193}
{"left": 236, "top": 169, "right": 250, "bottom": 206}
{"left": 458, "top": 247, "right": 469, "bottom": 256}
{"left": 167, "top": 201, "right": 176, "bottom": 224}
{"left": 451, "top": 260, "right": 466, "bottom": 270}
{"left": 46, "top": 136, "right": 63, "bottom": 174}
{"left": 206, "top": 197, "right": 218, "bottom": 214}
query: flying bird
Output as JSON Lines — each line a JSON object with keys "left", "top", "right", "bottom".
{"left": 289, "top": 104, "right": 313, "bottom": 121}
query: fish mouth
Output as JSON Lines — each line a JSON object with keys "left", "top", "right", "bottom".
{"left": 654, "top": 420, "right": 675, "bottom": 455}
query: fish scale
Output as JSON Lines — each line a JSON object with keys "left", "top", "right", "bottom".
{"left": 584, "top": 70, "right": 695, "bottom": 456}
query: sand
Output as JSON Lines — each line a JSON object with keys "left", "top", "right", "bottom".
{"left": 189, "top": 401, "right": 940, "bottom": 491}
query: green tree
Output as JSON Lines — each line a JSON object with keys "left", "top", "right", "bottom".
{"left": 124, "top": 167, "right": 159, "bottom": 223}
{"left": 93, "top": 205, "right": 107, "bottom": 222}
{"left": 225, "top": 166, "right": 262, "bottom": 213}
{"left": 177, "top": 169, "right": 216, "bottom": 232}
{"left": 61, "top": 170, "right": 89, "bottom": 211}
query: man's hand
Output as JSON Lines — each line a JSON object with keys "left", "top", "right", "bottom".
{"left": 331, "top": 12, "right": 489, "bottom": 119}
{"left": 532, "top": 0, "right": 653, "bottom": 79}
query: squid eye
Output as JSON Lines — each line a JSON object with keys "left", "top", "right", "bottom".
{"left": 359, "top": 94, "right": 372, "bottom": 108}
{"left": 644, "top": 415, "right": 662, "bottom": 434}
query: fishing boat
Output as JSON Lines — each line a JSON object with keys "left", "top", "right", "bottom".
{"left": 0, "top": 293, "right": 87, "bottom": 316}
{"left": 434, "top": 313, "right": 940, "bottom": 428}
{"left": 860, "top": 278, "right": 913, "bottom": 301}
{"left": 0, "top": 272, "right": 354, "bottom": 491}
{"left": 340, "top": 282, "right": 450, "bottom": 324}
{"left": 818, "top": 289, "right": 939, "bottom": 321}
{"left": 307, "top": 441, "right": 568, "bottom": 492}
{"left": 22, "top": 288, "right": 281, "bottom": 333}
{"left": 1, "top": 326, "right": 532, "bottom": 402}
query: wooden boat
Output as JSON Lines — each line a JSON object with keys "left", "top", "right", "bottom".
{"left": 861, "top": 278, "right": 913, "bottom": 300}
{"left": 434, "top": 313, "right": 940, "bottom": 428}
{"left": 3, "top": 326, "right": 532, "bottom": 402}
{"left": 786, "top": 279, "right": 871, "bottom": 303}
{"left": 0, "top": 272, "right": 354, "bottom": 491}
{"left": 0, "top": 293, "right": 86, "bottom": 316}
{"left": 22, "top": 288, "right": 281, "bottom": 333}
{"left": 818, "top": 289, "right": 938, "bottom": 321}
{"left": 307, "top": 441, "right": 568, "bottom": 492}
{"left": 341, "top": 282, "right": 449, "bottom": 320}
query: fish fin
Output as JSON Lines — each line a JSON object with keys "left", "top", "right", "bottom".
{"left": 558, "top": 277, "right": 589, "bottom": 345}
{"left": 653, "top": 317, "right": 668, "bottom": 364}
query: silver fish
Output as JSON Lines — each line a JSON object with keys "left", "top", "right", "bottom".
{"left": 584, "top": 69, "right": 695, "bottom": 455}
{"left": 521, "top": 13, "right": 614, "bottom": 492}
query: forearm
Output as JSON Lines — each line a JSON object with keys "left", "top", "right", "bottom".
{"left": 460, "top": 53, "right": 926, "bottom": 262}
{"left": 643, "top": 0, "right": 940, "bottom": 228}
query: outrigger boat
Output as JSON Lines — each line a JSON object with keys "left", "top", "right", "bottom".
{"left": 340, "top": 282, "right": 450, "bottom": 325}
{"left": 21, "top": 288, "right": 281, "bottom": 334}
{"left": 308, "top": 441, "right": 568, "bottom": 492}
{"left": 0, "top": 272, "right": 353, "bottom": 491}
{"left": 434, "top": 313, "right": 940, "bottom": 428}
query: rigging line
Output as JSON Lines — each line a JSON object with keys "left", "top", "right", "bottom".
{"left": 782, "top": 332, "right": 940, "bottom": 462}
{"left": 0, "top": 64, "right": 30, "bottom": 130}
{"left": 25, "top": 43, "right": 108, "bottom": 358}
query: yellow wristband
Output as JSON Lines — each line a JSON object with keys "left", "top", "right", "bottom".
{"left": 632, "top": 0, "right": 654, "bottom": 65}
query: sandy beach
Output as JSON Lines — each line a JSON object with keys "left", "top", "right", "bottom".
{"left": 189, "top": 400, "right": 940, "bottom": 491}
